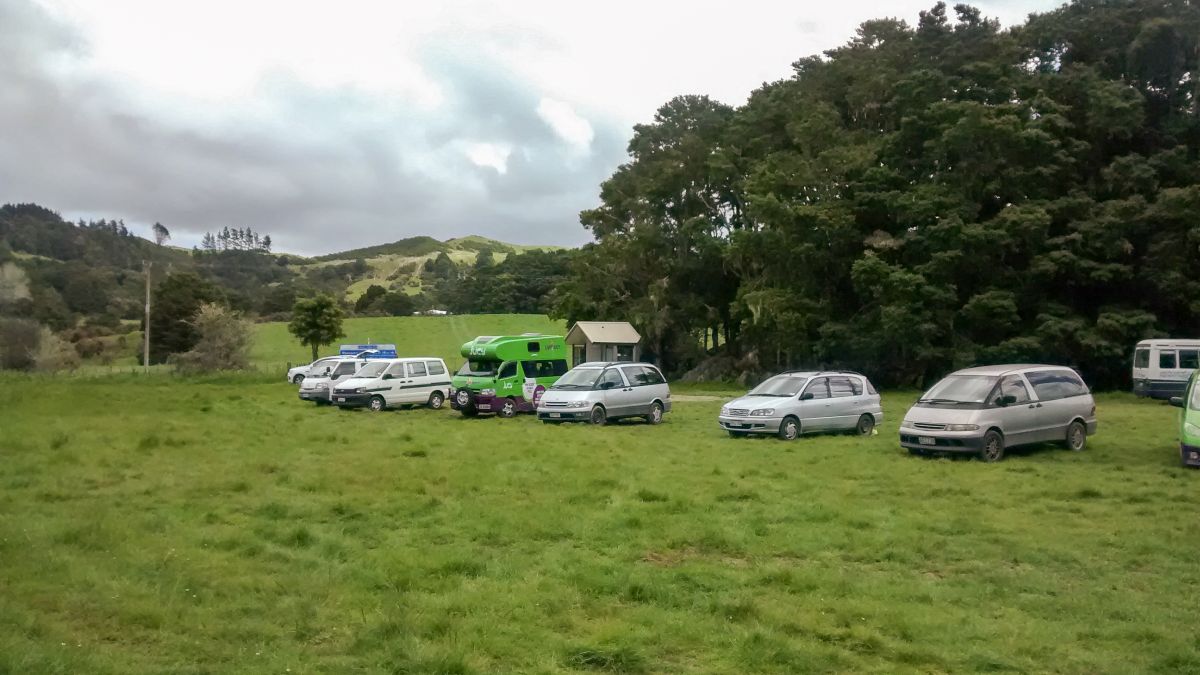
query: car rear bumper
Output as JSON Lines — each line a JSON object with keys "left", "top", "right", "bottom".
{"left": 718, "top": 415, "right": 783, "bottom": 434}
{"left": 899, "top": 430, "right": 985, "bottom": 452}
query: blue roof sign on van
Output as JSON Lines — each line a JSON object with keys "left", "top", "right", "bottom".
{"left": 339, "top": 344, "right": 397, "bottom": 358}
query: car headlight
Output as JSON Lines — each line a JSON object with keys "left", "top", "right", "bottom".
{"left": 567, "top": 401, "right": 587, "bottom": 408}
{"left": 750, "top": 408, "right": 774, "bottom": 416}
{"left": 1185, "top": 421, "right": 1200, "bottom": 436}
{"left": 480, "top": 388, "right": 496, "bottom": 396}
{"left": 449, "top": 386, "right": 456, "bottom": 395}
{"left": 944, "top": 424, "right": 980, "bottom": 432}
{"left": 721, "top": 406, "right": 730, "bottom": 415}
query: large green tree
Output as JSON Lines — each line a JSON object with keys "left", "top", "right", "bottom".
{"left": 288, "top": 294, "right": 345, "bottom": 362}
{"left": 146, "top": 272, "right": 224, "bottom": 364}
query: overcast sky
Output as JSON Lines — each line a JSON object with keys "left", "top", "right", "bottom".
{"left": 1, "top": 0, "right": 1059, "bottom": 255}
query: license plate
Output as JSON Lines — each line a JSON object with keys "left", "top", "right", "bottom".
{"left": 479, "top": 404, "right": 491, "bottom": 410}
{"left": 919, "top": 436, "right": 937, "bottom": 446}
{"left": 550, "top": 413, "right": 561, "bottom": 418}
{"left": 336, "top": 398, "right": 345, "bottom": 403}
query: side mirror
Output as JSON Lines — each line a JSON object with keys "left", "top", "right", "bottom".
{"left": 1169, "top": 396, "right": 1184, "bottom": 408}
{"left": 800, "top": 392, "right": 814, "bottom": 401}
{"left": 996, "top": 394, "right": 1016, "bottom": 407}
{"left": 382, "top": 374, "right": 394, "bottom": 380}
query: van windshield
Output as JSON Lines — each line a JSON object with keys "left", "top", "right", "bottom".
{"left": 553, "top": 368, "right": 603, "bottom": 389}
{"left": 919, "top": 375, "right": 998, "bottom": 404}
{"left": 355, "top": 362, "right": 388, "bottom": 378}
{"left": 749, "top": 375, "right": 809, "bottom": 397}
{"left": 457, "top": 360, "right": 499, "bottom": 377}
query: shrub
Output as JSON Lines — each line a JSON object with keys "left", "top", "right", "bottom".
{"left": 0, "top": 317, "right": 41, "bottom": 370}
{"left": 31, "top": 327, "right": 81, "bottom": 372}
{"left": 170, "top": 303, "right": 252, "bottom": 374}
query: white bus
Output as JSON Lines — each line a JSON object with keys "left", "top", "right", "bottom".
{"left": 1133, "top": 339, "right": 1200, "bottom": 399}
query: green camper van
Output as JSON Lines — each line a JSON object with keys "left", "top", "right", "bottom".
{"left": 450, "top": 334, "right": 569, "bottom": 417}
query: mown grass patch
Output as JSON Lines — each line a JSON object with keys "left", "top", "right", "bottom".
{"left": 0, "top": 379, "right": 1196, "bottom": 673}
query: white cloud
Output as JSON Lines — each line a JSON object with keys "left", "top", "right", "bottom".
{"left": 536, "top": 98, "right": 594, "bottom": 152}
{"left": 463, "top": 142, "right": 513, "bottom": 174}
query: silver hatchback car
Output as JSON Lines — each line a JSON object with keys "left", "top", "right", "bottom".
{"left": 537, "top": 362, "right": 672, "bottom": 425}
{"left": 899, "top": 364, "right": 1098, "bottom": 462}
{"left": 719, "top": 371, "right": 884, "bottom": 439}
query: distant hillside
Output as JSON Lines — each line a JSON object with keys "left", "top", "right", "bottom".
{"left": 314, "top": 234, "right": 560, "bottom": 263}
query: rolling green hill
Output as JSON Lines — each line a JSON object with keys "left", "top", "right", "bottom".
{"left": 251, "top": 313, "right": 566, "bottom": 369}
{"left": 303, "top": 235, "right": 565, "bottom": 303}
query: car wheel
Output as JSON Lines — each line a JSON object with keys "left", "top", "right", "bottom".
{"left": 645, "top": 402, "right": 664, "bottom": 425}
{"left": 590, "top": 405, "right": 607, "bottom": 426}
{"left": 1064, "top": 420, "right": 1086, "bottom": 451}
{"left": 428, "top": 391, "right": 445, "bottom": 409}
{"left": 368, "top": 395, "right": 386, "bottom": 412}
{"left": 855, "top": 414, "right": 875, "bottom": 436}
{"left": 777, "top": 416, "right": 800, "bottom": 440}
{"left": 728, "top": 430, "right": 748, "bottom": 438}
{"left": 979, "top": 430, "right": 1005, "bottom": 462}
{"left": 498, "top": 398, "right": 517, "bottom": 418}
{"left": 293, "top": 374, "right": 305, "bottom": 385}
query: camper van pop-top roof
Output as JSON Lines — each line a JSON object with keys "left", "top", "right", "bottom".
{"left": 459, "top": 334, "right": 567, "bottom": 362}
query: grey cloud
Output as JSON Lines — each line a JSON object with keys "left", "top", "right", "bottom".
{"left": 0, "top": 0, "right": 627, "bottom": 254}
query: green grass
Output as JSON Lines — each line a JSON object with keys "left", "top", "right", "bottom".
{"left": 1, "top": 381, "right": 1197, "bottom": 673}
{"left": 252, "top": 314, "right": 565, "bottom": 370}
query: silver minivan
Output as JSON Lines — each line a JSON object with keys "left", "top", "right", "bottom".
{"left": 718, "top": 371, "right": 884, "bottom": 439}
{"left": 899, "top": 364, "right": 1098, "bottom": 462}
{"left": 537, "top": 362, "right": 671, "bottom": 425}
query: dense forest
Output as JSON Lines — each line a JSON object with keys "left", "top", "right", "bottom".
{"left": 553, "top": 0, "right": 1200, "bottom": 388}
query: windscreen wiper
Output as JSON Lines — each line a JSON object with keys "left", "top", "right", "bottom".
{"left": 917, "top": 398, "right": 962, "bottom": 404}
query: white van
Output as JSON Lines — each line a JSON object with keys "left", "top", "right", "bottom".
{"left": 297, "top": 357, "right": 369, "bottom": 405}
{"left": 331, "top": 357, "right": 452, "bottom": 412}
{"left": 1133, "top": 339, "right": 1200, "bottom": 399}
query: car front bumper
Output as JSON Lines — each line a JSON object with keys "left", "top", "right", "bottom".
{"left": 299, "top": 390, "right": 329, "bottom": 403}
{"left": 451, "top": 391, "right": 499, "bottom": 412}
{"left": 718, "top": 415, "right": 784, "bottom": 434}
{"left": 1182, "top": 443, "right": 1200, "bottom": 468}
{"left": 332, "top": 392, "right": 371, "bottom": 407}
{"left": 537, "top": 407, "right": 589, "bottom": 421}
{"left": 898, "top": 428, "right": 986, "bottom": 452}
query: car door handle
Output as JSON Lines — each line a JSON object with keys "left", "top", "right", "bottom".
{"left": 1027, "top": 403, "right": 1042, "bottom": 408}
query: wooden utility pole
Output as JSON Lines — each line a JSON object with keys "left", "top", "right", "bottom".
{"left": 143, "top": 261, "right": 152, "bottom": 373}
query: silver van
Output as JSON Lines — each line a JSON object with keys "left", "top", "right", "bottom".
{"left": 899, "top": 364, "right": 1098, "bottom": 462}
{"left": 297, "top": 357, "right": 368, "bottom": 405}
{"left": 719, "top": 371, "right": 884, "bottom": 439}
{"left": 536, "top": 362, "right": 671, "bottom": 425}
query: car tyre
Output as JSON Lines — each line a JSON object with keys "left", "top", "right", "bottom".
{"left": 778, "top": 416, "right": 800, "bottom": 440}
{"left": 368, "top": 395, "right": 386, "bottom": 412}
{"left": 498, "top": 398, "right": 517, "bottom": 418}
{"left": 590, "top": 405, "right": 607, "bottom": 426}
{"left": 428, "top": 391, "right": 445, "bottom": 409}
{"left": 855, "top": 414, "right": 875, "bottom": 436}
{"left": 293, "top": 374, "right": 305, "bottom": 385}
{"left": 979, "top": 430, "right": 1005, "bottom": 462}
{"left": 645, "top": 401, "right": 664, "bottom": 425}
{"left": 1063, "top": 420, "right": 1086, "bottom": 451}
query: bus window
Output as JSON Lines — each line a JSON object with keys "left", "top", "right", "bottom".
{"left": 1181, "top": 350, "right": 1199, "bottom": 370}
{"left": 1134, "top": 349, "right": 1149, "bottom": 369}
{"left": 1160, "top": 351, "right": 1177, "bottom": 369}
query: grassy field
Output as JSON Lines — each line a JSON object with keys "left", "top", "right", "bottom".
{"left": 1, "top": 378, "right": 1197, "bottom": 673}
{"left": 253, "top": 314, "right": 565, "bottom": 372}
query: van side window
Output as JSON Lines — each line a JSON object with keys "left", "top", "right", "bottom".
{"left": 1181, "top": 350, "right": 1199, "bottom": 370}
{"left": 427, "top": 361, "right": 446, "bottom": 376}
{"left": 620, "top": 365, "right": 647, "bottom": 385}
{"left": 1161, "top": 351, "right": 1177, "bottom": 369}
{"left": 640, "top": 366, "right": 666, "bottom": 385}
{"left": 498, "top": 362, "right": 517, "bottom": 379}
{"left": 385, "top": 362, "right": 405, "bottom": 377}
{"left": 522, "top": 360, "right": 569, "bottom": 378}
{"left": 408, "top": 361, "right": 428, "bottom": 377}
{"left": 598, "top": 369, "right": 624, "bottom": 389}
{"left": 828, "top": 377, "right": 856, "bottom": 398}
{"left": 993, "top": 375, "right": 1030, "bottom": 404}
{"left": 1134, "top": 349, "right": 1150, "bottom": 368}
{"left": 1025, "top": 370, "right": 1086, "bottom": 400}
{"left": 803, "top": 378, "right": 831, "bottom": 400}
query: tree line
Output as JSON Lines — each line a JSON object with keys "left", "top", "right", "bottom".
{"left": 550, "top": 1, "right": 1200, "bottom": 389}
